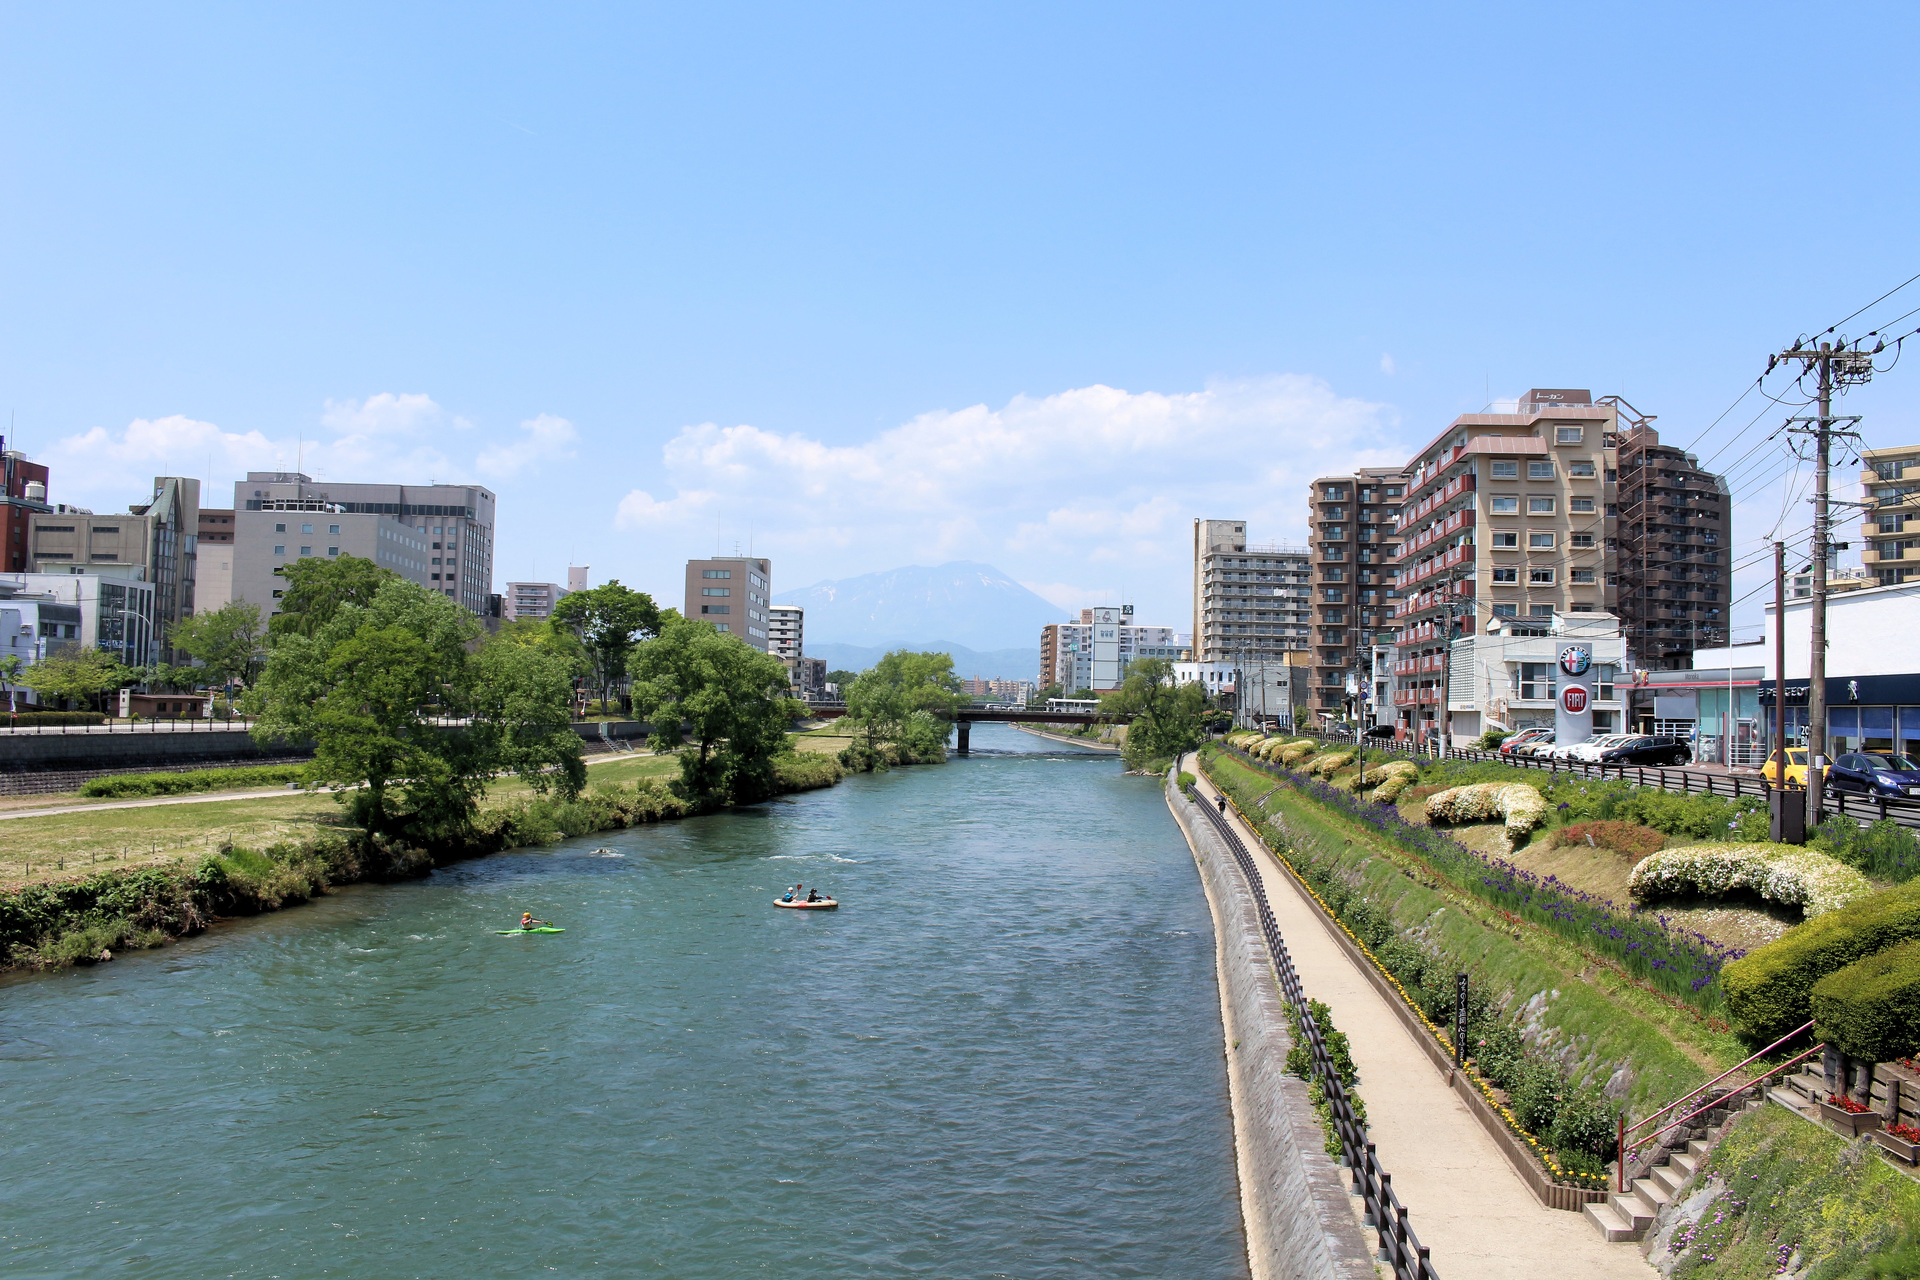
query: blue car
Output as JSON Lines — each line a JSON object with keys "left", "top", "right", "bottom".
{"left": 1826, "top": 752, "right": 1920, "bottom": 799}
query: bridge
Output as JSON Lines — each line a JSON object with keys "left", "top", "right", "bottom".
{"left": 797, "top": 704, "right": 1134, "bottom": 752}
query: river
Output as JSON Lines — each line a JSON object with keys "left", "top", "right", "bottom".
{"left": 0, "top": 724, "right": 1247, "bottom": 1278}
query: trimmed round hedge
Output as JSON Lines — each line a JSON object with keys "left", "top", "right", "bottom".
{"left": 1722, "top": 879, "right": 1920, "bottom": 1044}
{"left": 1810, "top": 937, "right": 1920, "bottom": 1064}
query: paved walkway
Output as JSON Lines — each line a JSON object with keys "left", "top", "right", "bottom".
{"left": 1182, "top": 754, "right": 1655, "bottom": 1280}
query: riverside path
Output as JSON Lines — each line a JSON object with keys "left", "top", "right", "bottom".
{"left": 1181, "top": 754, "right": 1657, "bottom": 1280}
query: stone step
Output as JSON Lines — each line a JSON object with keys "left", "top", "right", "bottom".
{"left": 1770, "top": 1086, "right": 1816, "bottom": 1115}
{"left": 1609, "top": 1191, "right": 1656, "bottom": 1233}
{"left": 1667, "top": 1150, "right": 1700, "bottom": 1180}
{"left": 1650, "top": 1163, "right": 1689, "bottom": 1198}
{"left": 1686, "top": 1138, "right": 1713, "bottom": 1159}
{"left": 1584, "top": 1199, "right": 1644, "bottom": 1243}
{"left": 1632, "top": 1176, "right": 1674, "bottom": 1215}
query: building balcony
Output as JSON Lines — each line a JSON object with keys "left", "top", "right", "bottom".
{"left": 1396, "top": 543, "right": 1473, "bottom": 591}
{"left": 1402, "top": 469, "right": 1476, "bottom": 520}
{"left": 1400, "top": 506, "right": 1476, "bottom": 558}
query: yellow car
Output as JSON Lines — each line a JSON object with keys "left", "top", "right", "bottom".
{"left": 1761, "top": 748, "right": 1809, "bottom": 788}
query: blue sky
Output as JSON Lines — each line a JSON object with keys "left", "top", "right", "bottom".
{"left": 4, "top": 2, "right": 1918, "bottom": 641}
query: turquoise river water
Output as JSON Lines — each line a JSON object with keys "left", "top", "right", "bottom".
{"left": 0, "top": 725, "right": 1246, "bottom": 1278}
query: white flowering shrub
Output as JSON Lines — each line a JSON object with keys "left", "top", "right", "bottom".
{"left": 1306, "top": 751, "right": 1357, "bottom": 778}
{"left": 1425, "top": 782, "right": 1549, "bottom": 843}
{"left": 1627, "top": 844, "right": 1872, "bottom": 918}
{"left": 1279, "top": 741, "right": 1320, "bottom": 766}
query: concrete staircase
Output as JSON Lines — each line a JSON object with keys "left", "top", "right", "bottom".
{"left": 1583, "top": 1088, "right": 1764, "bottom": 1243}
{"left": 1766, "top": 1064, "right": 1831, "bottom": 1118}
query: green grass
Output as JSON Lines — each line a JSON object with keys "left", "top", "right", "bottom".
{"left": 1207, "top": 750, "right": 1738, "bottom": 1114}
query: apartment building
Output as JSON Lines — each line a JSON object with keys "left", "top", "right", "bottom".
{"left": 1306, "top": 468, "right": 1406, "bottom": 720}
{"left": 2, "top": 441, "right": 51, "bottom": 574}
{"left": 197, "top": 508, "right": 236, "bottom": 612}
{"left": 1615, "top": 422, "right": 1731, "bottom": 670}
{"left": 684, "top": 556, "right": 773, "bottom": 649}
{"left": 1191, "top": 519, "right": 1313, "bottom": 665}
{"left": 769, "top": 604, "right": 803, "bottom": 660}
{"left": 31, "top": 476, "right": 200, "bottom": 662}
{"left": 1390, "top": 389, "right": 1621, "bottom": 743}
{"left": 505, "top": 582, "right": 567, "bottom": 620}
{"left": 1, "top": 568, "right": 158, "bottom": 678}
{"left": 1863, "top": 443, "right": 1920, "bottom": 586}
{"left": 1039, "top": 607, "right": 1177, "bottom": 692}
{"left": 230, "top": 473, "right": 497, "bottom": 620}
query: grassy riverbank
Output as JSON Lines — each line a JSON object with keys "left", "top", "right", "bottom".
{"left": 0, "top": 749, "right": 841, "bottom": 972}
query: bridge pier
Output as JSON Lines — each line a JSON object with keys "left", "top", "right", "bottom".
{"left": 957, "top": 721, "right": 971, "bottom": 754}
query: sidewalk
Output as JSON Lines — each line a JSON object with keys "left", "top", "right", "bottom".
{"left": 1182, "top": 755, "right": 1656, "bottom": 1280}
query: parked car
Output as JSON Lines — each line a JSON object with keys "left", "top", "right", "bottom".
{"left": 1761, "top": 748, "right": 1810, "bottom": 788}
{"left": 1596, "top": 735, "right": 1692, "bottom": 767}
{"left": 1363, "top": 724, "right": 1398, "bottom": 740}
{"left": 1498, "top": 728, "right": 1553, "bottom": 758}
{"left": 1566, "top": 734, "right": 1636, "bottom": 763}
{"left": 1511, "top": 734, "right": 1556, "bottom": 760}
{"left": 1826, "top": 752, "right": 1920, "bottom": 798}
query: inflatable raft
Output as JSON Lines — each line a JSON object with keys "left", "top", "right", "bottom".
{"left": 774, "top": 898, "right": 838, "bottom": 911}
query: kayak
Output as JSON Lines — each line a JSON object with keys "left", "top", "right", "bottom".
{"left": 774, "top": 898, "right": 838, "bottom": 911}
{"left": 495, "top": 927, "right": 566, "bottom": 934}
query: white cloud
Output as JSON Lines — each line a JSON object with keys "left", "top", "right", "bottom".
{"left": 1380, "top": 354, "right": 1397, "bottom": 375}
{"left": 476, "top": 413, "right": 578, "bottom": 478}
{"left": 614, "top": 375, "right": 1409, "bottom": 623}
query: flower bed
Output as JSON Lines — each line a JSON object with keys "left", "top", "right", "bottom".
{"left": 1627, "top": 843, "right": 1872, "bottom": 918}
{"left": 1424, "top": 781, "right": 1549, "bottom": 845}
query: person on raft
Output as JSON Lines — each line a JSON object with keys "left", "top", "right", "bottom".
{"left": 520, "top": 912, "right": 550, "bottom": 931}
{"left": 806, "top": 888, "right": 823, "bottom": 903}
{"left": 781, "top": 884, "right": 803, "bottom": 903}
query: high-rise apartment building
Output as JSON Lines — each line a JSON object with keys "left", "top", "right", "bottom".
{"left": 1306, "top": 468, "right": 1406, "bottom": 719}
{"left": 684, "top": 556, "right": 773, "bottom": 649}
{"left": 1039, "top": 607, "right": 1177, "bottom": 692}
{"left": 1862, "top": 443, "right": 1920, "bottom": 586}
{"left": 197, "top": 508, "right": 236, "bottom": 612}
{"left": 768, "top": 604, "right": 803, "bottom": 660}
{"left": 506, "top": 582, "right": 568, "bottom": 620}
{"left": 2, "top": 441, "right": 51, "bottom": 574}
{"left": 1615, "top": 421, "right": 1730, "bottom": 670}
{"left": 568, "top": 565, "right": 590, "bottom": 593}
{"left": 1390, "top": 390, "right": 1621, "bottom": 742}
{"left": 1191, "top": 519, "right": 1313, "bottom": 666}
{"left": 32, "top": 476, "right": 200, "bottom": 662}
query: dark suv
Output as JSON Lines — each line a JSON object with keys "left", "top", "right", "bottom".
{"left": 1596, "top": 736, "right": 1691, "bottom": 767}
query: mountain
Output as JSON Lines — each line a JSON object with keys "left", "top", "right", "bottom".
{"left": 774, "top": 562, "right": 1061, "bottom": 652}
{"left": 807, "top": 641, "right": 1042, "bottom": 684}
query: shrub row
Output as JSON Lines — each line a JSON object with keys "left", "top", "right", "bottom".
{"left": 1721, "top": 878, "right": 1920, "bottom": 1044}
{"left": 1627, "top": 843, "right": 1871, "bottom": 918}
{"left": 2, "top": 711, "right": 107, "bottom": 726}
{"left": 1811, "top": 937, "right": 1920, "bottom": 1064}
{"left": 1281, "top": 996, "right": 1367, "bottom": 1160}
{"left": 78, "top": 765, "right": 311, "bottom": 799}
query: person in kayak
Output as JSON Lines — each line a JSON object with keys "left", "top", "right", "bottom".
{"left": 806, "top": 888, "right": 822, "bottom": 903}
{"left": 782, "top": 884, "right": 803, "bottom": 903}
{"left": 520, "top": 912, "right": 551, "bottom": 931}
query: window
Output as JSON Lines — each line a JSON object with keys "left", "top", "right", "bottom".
{"left": 1322, "top": 588, "right": 1345, "bottom": 602}
{"left": 1571, "top": 568, "right": 1596, "bottom": 584}
{"left": 328, "top": 547, "right": 339, "bottom": 556}
{"left": 1520, "top": 662, "right": 1553, "bottom": 698}
{"left": 1570, "top": 497, "right": 1596, "bottom": 514}
{"left": 702, "top": 569, "right": 731, "bottom": 579}
{"left": 1490, "top": 460, "right": 1518, "bottom": 479}
{"left": 1528, "top": 496, "right": 1556, "bottom": 514}
{"left": 1529, "top": 604, "right": 1555, "bottom": 618}
{"left": 1570, "top": 533, "right": 1596, "bottom": 549}
{"left": 273, "top": 545, "right": 285, "bottom": 556}
{"left": 1605, "top": 504, "right": 1619, "bottom": 517}
{"left": 1528, "top": 460, "right": 1555, "bottom": 480}
{"left": 432, "top": 542, "right": 442, "bottom": 550}
{"left": 1386, "top": 486, "right": 1403, "bottom": 497}
{"left": 1492, "top": 532, "right": 1519, "bottom": 549}
{"left": 701, "top": 587, "right": 730, "bottom": 596}
{"left": 1528, "top": 532, "right": 1555, "bottom": 549}
{"left": 1597, "top": 665, "right": 1616, "bottom": 700}
{"left": 1491, "top": 567, "right": 1518, "bottom": 584}
{"left": 1568, "top": 460, "right": 1596, "bottom": 478}
{"left": 431, "top": 573, "right": 441, "bottom": 580}
{"left": 300, "top": 546, "right": 312, "bottom": 556}
{"left": 275, "top": 523, "right": 287, "bottom": 533}
{"left": 301, "top": 524, "right": 314, "bottom": 534}
{"left": 329, "top": 525, "right": 340, "bottom": 534}
{"left": 1569, "top": 603, "right": 1594, "bottom": 613}
{"left": 702, "top": 605, "right": 731, "bottom": 615}
{"left": 1529, "top": 568, "right": 1556, "bottom": 585}
{"left": 1490, "top": 496, "right": 1519, "bottom": 514}
{"left": 1556, "top": 426, "right": 1583, "bottom": 444}
{"left": 1492, "top": 603, "right": 1518, "bottom": 618}
{"left": 431, "top": 557, "right": 441, "bottom": 565}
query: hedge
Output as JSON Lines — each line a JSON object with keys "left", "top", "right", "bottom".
{"left": 3, "top": 711, "right": 107, "bottom": 726}
{"left": 78, "top": 765, "right": 310, "bottom": 799}
{"left": 1811, "top": 937, "right": 1920, "bottom": 1064}
{"left": 1722, "top": 879, "right": 1920, "bottom": 1044}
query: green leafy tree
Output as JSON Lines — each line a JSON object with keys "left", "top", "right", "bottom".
{"left": 1034, "top": 682, "right": 1063, "bottom": 706}
{"left": 825, "top": 669, "right": 858, "bottom": 690}
{"left": 248, "top": 578, "right": 583, "bottom": 842}
{"left": 493, "top": 617, "right": 594, "bottom": 681}
{"left": 269, "top": 554, "right": 398, "bottom": 640}
{"left": 843, "top": 649, "right": 963, "bottom": 757}
{"left": 1102, "top": 657, "right": 1209, "bottom": 770}
{"left": 552, "top": 581, "right": 662, "bottom": 712}
{"left": 627, "top": 615, "right": 800, "bottom": 803}
{"left": 19, "top": 647, "right": 131, "bottom": 711}
{"left": 169, "top": 601, "right": 265, "bottom": 687}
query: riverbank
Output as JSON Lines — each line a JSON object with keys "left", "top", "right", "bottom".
{"left": 1013, "top": 724, "right": 1121, "bottom": 752}
{"left": 0, "top": 749, "right": 844, "bottom": 972}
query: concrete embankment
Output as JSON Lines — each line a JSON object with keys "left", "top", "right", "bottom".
{"left": 1012, "top": 724, "right": 1121, "bottom": 752}
{"left": 1165, "top": 773, "right": 1375, "bottom": 1280}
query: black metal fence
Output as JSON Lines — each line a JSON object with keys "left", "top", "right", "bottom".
{"left": 1185, "top": 782, "right": 1440, "bottom": 1280}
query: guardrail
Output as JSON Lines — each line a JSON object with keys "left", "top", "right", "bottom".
{"left": 1185, "top": 782, "right": 1439, "bottom": 1280}
{"left": 0, "top": 717, "right": 260, "bottom": 735}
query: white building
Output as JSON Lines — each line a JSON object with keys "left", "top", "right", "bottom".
{"left": 1041, "top": 607, "right": 1180, "bottom": 692}
{"left": 1416, "top": 611, "right": 1628, "bottom": 748}
{"left": 0, "top": 569, "right": 158, "bottom": 704}
{"left": 1750, "top": 577, "right": 1920, "bottom": 756}
{"left": 769, "top": 604, "right": 804, "bottom": 660}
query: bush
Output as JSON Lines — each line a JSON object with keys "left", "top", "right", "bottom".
{"left": 3, "top": 710, "right": 107, "bottom": 726}
{"left": 1556, "top": 820, "right": 1664, "bottom": 858}
{"left": 1549, "top": 1088, "right": 1619, "bottom": 1161}
{"left": 1810, "top": 937, "right": 1920, "bottom": 1064}
{"left": 1176, "top": 771, "right": 1196, "bottom": 790}
{"left": 79, "top": 764, "right": 310, "bottom": 798}
{"left": 1814, "top": 816, "right": 1920, "bottom": 884}
{"left": 1509, "top": 1059, "right": 1564, "bottom": 1135}
{"left": 1424, "top": 782, "right": 1549, "bottom": 843}
{"left": 1473, "top": 729, "right": 1512, "bottom": 751}
{"left": 1722, "top": 879, "right": 1920, "bottom": 1043}
{"left": 1628, "top": 843, "right": 1872, "bottom": 918}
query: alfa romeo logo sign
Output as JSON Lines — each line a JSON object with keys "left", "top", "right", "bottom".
{"left": 1558, "top": 645, "right": 1592, "bottom": 677}
{"left": 1562, "top": 685, "right": 1589, "bottom": 714}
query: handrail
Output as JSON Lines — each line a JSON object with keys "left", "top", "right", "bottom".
{"left": 1184, "top": 779, "right": 1440, "bottom": 1280}
{"left": 1623, "top": 1020, "right": 1814, "bottom": 1148}
{"left": 1614, "top": 1041, "right": 1825, "bottom": 1191}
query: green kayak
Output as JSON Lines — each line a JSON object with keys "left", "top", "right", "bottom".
{"left": 495, "top": 927, "right": 566, "bottom": 934}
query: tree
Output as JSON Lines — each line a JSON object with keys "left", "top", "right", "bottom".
{"left": 0, "top": 655, "right": 21, "bottom": 719}
{"left": 627, "top": 615, "right": 799, "bottom": 803}
{"left": 842, "top": 650, "right": 963, "bottom": 759}
{"left": 551, "top": 582, "right": 661, "bottom": 711}
{"left": 19, "top": 648, "right": 130, "bottom": 711}
{"left": 269, "top": 555, "right": 398, "bottom": 640}
{"left": 1034, "top": 682, "right": 1063, "bottom": 707}
{"left": 1101, "top": 657, "right": 1210, "bottom": 771}
{"left": 248, "top": 578, "right": 583, "bottom": 842}
{"left": 491, "top": 617, "right": 593, "bottom": 682}
{"left": 825, "top": 669, "right": 858, "bottom": 690}
{"left": 169, "top": 601, "right": 265, "bottom": 687}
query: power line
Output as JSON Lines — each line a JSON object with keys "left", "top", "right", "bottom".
{"left": 1817, "top": 269, "right": 1920, "bottom": 340}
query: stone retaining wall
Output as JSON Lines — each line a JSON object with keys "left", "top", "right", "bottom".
{"left": 1166, "top": 777, "right": 1375, "bottom": 1280}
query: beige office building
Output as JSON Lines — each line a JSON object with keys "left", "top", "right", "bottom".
{"left": 197, "top": 507, "right": 236, "bottom": 612}
{"left": 231, "top": 472, "right": 496, "bottom": 619}
{"left": 1191, "top": 519, "right": 1312, "bottom": 665}
{"left": 506, "top": 582, "right": 567, "bottom": 620}
{"left": 685, "top": 556, "right": 773, "bottom": 649}
{"left": 30, "top": 476, "right": 200, "bottom": 662}
{"left": 1863, "top": 443, "right": 1920, "bottom": 586}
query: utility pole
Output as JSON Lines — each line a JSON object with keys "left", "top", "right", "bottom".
{"left": 1773, "top": 539, "right": 1787, "bottom": 777}
{"left": 1776, "top": 340, "right": 1873, "bottom": 823}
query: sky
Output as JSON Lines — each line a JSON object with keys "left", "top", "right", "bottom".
{"left": 4, "top": 2, "right": 1919, "bottom": 642}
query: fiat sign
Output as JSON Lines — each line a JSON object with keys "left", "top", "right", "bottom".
{"left": 1562, "top": 685, "right": 1589, "bottom": 714}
